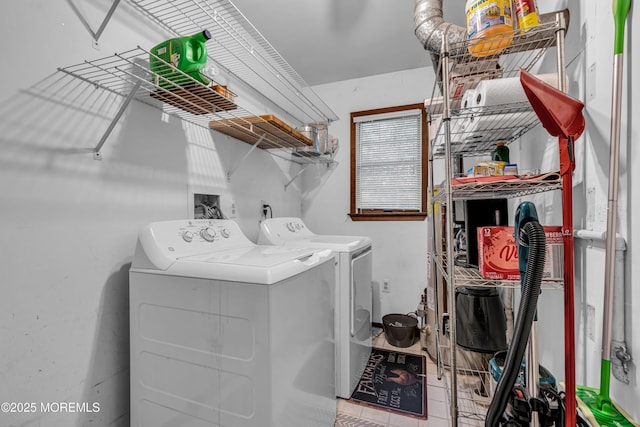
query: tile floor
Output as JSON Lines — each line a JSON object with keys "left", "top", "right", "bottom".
{"left": 334, "top": 331, "right": 452, "bottom": 427}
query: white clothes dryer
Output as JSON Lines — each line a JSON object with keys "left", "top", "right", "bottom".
{"left": 258, "top": 217, "right": 372, "bottom": 399}
{"left": 129, "top": 219, "right": 336, "bottom": 427}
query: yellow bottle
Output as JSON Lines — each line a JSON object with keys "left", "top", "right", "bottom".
{"left": 466, "top": 0, "right": 514, "bottom": 57}
{"left": 514, "top": 0, "right": 541, "bottom": 33}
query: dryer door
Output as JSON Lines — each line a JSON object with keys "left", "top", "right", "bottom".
{"left": 351, "top": 247, "right": 372, "bottom": 340}
{"left": 346, "top": 246, "right": 373, "bottom": 396}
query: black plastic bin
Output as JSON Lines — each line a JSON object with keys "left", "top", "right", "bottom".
{"left": 382, "top": 314, "right": 418, "bottom": 348}
{"left": 455, "top": 286, "right": 508, "bottom": 354}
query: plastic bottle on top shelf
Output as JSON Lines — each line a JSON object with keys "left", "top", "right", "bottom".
{"left": 514, "top": 0, "right": 541, "bottom": 33}
{"left": 150, "top": 29, "right": 212, "bottom": 88}
{"left": 465, "top": 0, "right": 514, "bottom": 57}
{"left": 491, "top": 141, "right": 510, "bottom": 162}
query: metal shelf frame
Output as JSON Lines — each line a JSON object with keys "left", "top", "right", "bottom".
{"left": 427, "top": 18, "right": 565, "bottom": 158}
{"left": 432, "top": 253, "right": 564, "bottom": 291}
{"left": 434, "top": 173, "right": 563, "bottom": 201}
{"left": 426, "top": 11, "right": 573, "bottom": 426}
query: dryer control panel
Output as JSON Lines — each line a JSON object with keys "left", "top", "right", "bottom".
{"left": 258, "top": 217, "right": 315, "bottom": 245}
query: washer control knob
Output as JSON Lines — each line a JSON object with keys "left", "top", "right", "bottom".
{"left": 295, "top": 222, "right": 302, "bottom": 230}
{"left": 287, "top": 222, "right": 296, "bottom": 232}
{"left": 221, "top": 228, "right": 230, "bottom": 238}
{"left": 201, "top": 227, "right": 217, "bottom": 242}
{"left": 181, "top": 231, "right": 194, "bottom": 242}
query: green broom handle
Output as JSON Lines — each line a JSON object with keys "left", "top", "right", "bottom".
{"left": 613, "top": 0, "right": 631, "bottom": 54}
{"left": 602, "top": 0, "right": 631, "bottom": 379}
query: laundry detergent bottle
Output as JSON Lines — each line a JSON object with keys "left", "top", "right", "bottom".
{"left": 150, "top": 29, "right": 212, "bottom": 88}
{"left": 466, "top": 0, "right": 514, "bottom": 57}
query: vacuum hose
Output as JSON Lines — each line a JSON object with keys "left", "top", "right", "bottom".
{"left": 485, "top": 220, "right": 546, "bottom": 426}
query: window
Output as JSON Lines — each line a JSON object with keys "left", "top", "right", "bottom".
{"left": 350, "top": 103, "right": 428, "bottom": 221}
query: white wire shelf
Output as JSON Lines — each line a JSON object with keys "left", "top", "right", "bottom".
{"left": 430, "top": 102, "right": 541, "bottom": 157}
{"left": 128, "top": 0, "right": 338, "bottom": 125}
{"left": 432, "top": 171, "right": 562, "bottom": 201}
{"left": 432, "top": 253, "right": 564, "bottom": 291}
{"left": 426, "top": 15, "right": 566, "bottom": 158}
{"left": 58, "top": 46, "right": 336, "bottom": 165}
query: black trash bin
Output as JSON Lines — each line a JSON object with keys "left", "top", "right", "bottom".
{"left": 455, "top": 286, "right": 508, "bottom": 354}
{"left": 382, "top": 314, "right": 418, "bottom": 348}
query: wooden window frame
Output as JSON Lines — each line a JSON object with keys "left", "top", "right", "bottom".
{"left": 349, "top": 103, "right": 429, "bottom": 222}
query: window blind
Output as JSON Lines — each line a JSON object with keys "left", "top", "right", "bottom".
{"left": 355, "top": 111, "right": 422, "bottom": 211}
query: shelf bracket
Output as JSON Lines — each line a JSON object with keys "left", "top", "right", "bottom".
{"left": 284, "top": 165, "right": 310, "bottom": 191}
{"left": 69, "top": 0, "right": 122, "bottom": 42}
{"left": 226, "top": 134, "right": 265, "bottom": 180}
{"left": 93, "top": 80, "right": 141, "bottom": 160}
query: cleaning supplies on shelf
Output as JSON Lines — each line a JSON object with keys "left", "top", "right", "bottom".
{"left": 514, "top": 0, "right": 541, "bottom": 33}
{"left": 471, "top": 160, "right": 507, "bottom": 176}
{"left": 150, "top": 30, "right": 212, "bottom": 88}
{"left": 466, "top": 160, "right": 518, "bottom": 177}
{"left": 491, "top": 141, "right": 510, "bottom": 162}
{"left": 465, "top": 0, "right": 514, "bottom": 57}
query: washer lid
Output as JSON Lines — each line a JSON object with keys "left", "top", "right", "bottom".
{"left": 152, "top": 246, "right": 333, "bottom": 284}
{"left": 258, "top": 217, "right": 371, "bottom": 252}
{"left": 292, "top": 235, "right": 372, "bottom": 253}
{"left": 183, "top": 245, "right": 316, "bottom": 266}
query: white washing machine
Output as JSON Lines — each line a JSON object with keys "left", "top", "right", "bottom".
{"left": 129, "top": 219, "right": 336, "bottom": 427}
{"left": 258, "top": 217, "right": 372, "bottom": 399}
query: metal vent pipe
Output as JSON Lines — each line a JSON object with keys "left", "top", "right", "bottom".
{"left": 413, "top": 0, "right": 466, "bottom": 68}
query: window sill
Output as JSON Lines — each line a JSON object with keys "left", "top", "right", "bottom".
{"left": 348, "top": 212, "right": 427, "bottom": 222}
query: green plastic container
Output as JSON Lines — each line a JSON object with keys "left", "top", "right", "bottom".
{"left": 150, "top": 29, "right": 211, "bottom": 88}
{"left": 491, "top": 141, "right": 510, "bottom": 163}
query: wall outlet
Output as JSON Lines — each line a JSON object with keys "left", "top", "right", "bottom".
{"left": 382, "top": 279, "right": 390, "bottom": 293}
{"left": 260, "top": 200, "right": 268, "bottom": 219}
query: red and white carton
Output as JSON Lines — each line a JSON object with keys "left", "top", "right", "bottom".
{"left": 477, "top": 226, "right": 564, "bottom": 281}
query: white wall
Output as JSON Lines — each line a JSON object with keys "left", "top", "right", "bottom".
{"left": 0, "top": 2, "right": 306, "bottom": 426}
{"left": 511, "top": 0, "right": 640, "bottom": 421}
{"left": 304, "top": 68, "right": 435, "bottom": 323}
{"left": 3, "top": 1, "right": 639, "bottom": 425}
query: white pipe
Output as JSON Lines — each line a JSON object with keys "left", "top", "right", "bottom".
{"left": 574, "top": 229, "right": 630, "bottom": 381}
{"left": 574, "top": 229, "right": 626, "bottom": 251}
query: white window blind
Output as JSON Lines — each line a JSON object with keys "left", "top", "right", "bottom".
{"left": 355, "top": 110, "right": 422, "bottom": 211}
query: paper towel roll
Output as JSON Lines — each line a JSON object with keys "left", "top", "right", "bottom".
{"left": 474, "top": 73, "right": 568, "bottom": 108}
{"left": 461, "top": 89, "right": 476, "bottom": 110}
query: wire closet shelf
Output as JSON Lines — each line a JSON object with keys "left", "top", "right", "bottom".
{"left": 128, "top": 0, "right": 338, "bottom": 125}
{"left": 431, "top": 253, "right": 564, "bottom": 291}
{"left": 58, "top": 47, "right": 334, "bottom": 165}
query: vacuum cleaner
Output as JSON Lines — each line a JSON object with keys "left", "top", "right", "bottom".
{"left": 485, "top": 202, "right": 567, "bottom": 426}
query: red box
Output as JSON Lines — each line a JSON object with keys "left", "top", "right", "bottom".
{"left": 477, "top": 226, "right": 564, "bottom": 281}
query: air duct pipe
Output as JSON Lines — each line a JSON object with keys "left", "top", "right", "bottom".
{"left": 413, "top": 0, "right": 466, "bottom": 70}
{"left": 574, "top": 229, "right": 631, "bottom": 383}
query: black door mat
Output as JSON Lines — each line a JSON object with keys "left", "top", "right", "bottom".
{"left": 349, "top": 347, "right": 427, "bottom": 419}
